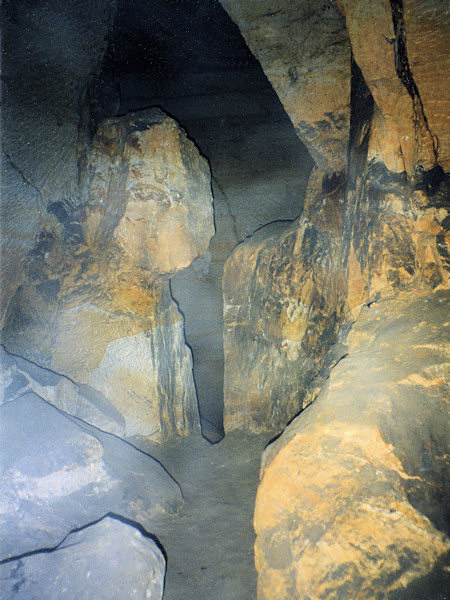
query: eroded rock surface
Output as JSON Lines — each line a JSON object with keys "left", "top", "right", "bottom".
{"left": 337, "top": 0, "right": 449, "bottom": 175}
{"left": 0, "top": 393, "right": 181, "bottom": 560}
{"left": 0, "top": 0, "right": 119, "bottom": 327}
{"left": 0, "top": 517, "right": 166, "bottom": 600}
{"left": 255, "top": 291, "right": 450, "bottom": 600}
{"left": 223, "top": 168, "right": 346, "bottom": 433}
{"left": 2, "top": 109, "right": 214, "bottom": 445}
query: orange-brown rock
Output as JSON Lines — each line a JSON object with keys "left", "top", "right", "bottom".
{"left": 2, "top": 109, "right": 215, "bottom": 445}
{"left": 337, "top": 0, "right": 449, "bottom": 175}
{"left": 82, "top": 108, "right": 214, "bottom": 276}
{"left": 223, "top": 168, "right": 346, "bottom": 434}
{"left": 403, "top": 0, "right": 450, "bottom": 171}
{"left": 255, "top": 291, "right": 450, "bottom": 599}
{"left": 219, "top": 0, "right": 351, "bottom": 172}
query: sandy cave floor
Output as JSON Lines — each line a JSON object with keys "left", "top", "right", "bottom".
{"left": 146, "top": 431, "right": 274, "bottom": 600}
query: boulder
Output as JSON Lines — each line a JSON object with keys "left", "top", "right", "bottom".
{"left": 255, "top": 291, "right": 450, "bottom": 600}
{"left": 2, "top": 108, "right": 215, "bottom": 444}
{"left": 0, "top": 393, "right": 182, "bottom": 560}
{"left": 0, "top": 516, "right": 166, "bottom": 600}
{"left": 223, "top": 168, "right": 346, "bottom": 433}
{"left": 0, "top": 345, "right": 126, "bottom": 438}
{"left": 81, "top": 108, "right": 214, "bottom": 277}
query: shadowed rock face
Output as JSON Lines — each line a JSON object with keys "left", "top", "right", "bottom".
{"left": 0, "top": 0, "right": 119, "bottom": 328}
{"left": 2, "top": 108, "right": 214, "bottom": 445}
{"left": 220, "top": 0, "right": 351, "bottom": 174}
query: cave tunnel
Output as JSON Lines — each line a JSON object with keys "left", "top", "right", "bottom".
{"left": 1, "top": 0, "right": 449, "bottom": 599}
{"left": 91, "top": 0, "right": 314, "bottom": 442}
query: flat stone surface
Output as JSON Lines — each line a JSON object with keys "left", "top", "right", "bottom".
{"left": 0, "top": 393, "right": 182, "bottom": 560}
{"left": 0, "top": 516, "right": 165, "bottom": 600}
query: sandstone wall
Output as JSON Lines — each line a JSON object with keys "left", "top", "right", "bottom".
{"left": 255, "top": 292, "right": 449, "bottom": 599}
{"left": 1, "top": 0, "right": 119, "bottom": 328}
{"left": 223, "top": 168, "right": 346, "bottom": 433}
{"left": 220, "top": 0, "right": 449, "bottom": 596}
{"left": 220, "top": 0, "right": 351, "bottom": 173}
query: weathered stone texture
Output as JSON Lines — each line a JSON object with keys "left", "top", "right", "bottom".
{"left": 403, "top": 0, "right": 450, "bottom": 171}
{"left": 0, "top": 517, "right": 166, "bottom": 600}
{"left": 0, "top": 393, "right": 181, "bottom": 560}
{"left": 344, "top": 162, "right": 449, "bottom": 309}
{"left": 255, "top": 292, "right": 450, "bottom": 600}
{"left": 337, "top": 0, "right": 449, "bottom": 175}
{"left": 2, "top": 109, "right": 214, "bottom": 444}
{"left": 223, "top": 168, "right": 346, "bottom": 433}
{"left": 220, "top": 0, "right": 351, "bottom": 172}
{"left": 0, "top": 0, "right": 119, "bottom": 327}
{"left": 82, "top": 109, "right": 214, "bottom": 276}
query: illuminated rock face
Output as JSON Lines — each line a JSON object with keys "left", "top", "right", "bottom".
{"left": 337, "top": 0, "right": 450, "bottom": 175}
{"left": 219, "top": 1, "right": 449, "bottom": 597}
{"left": 0, "top": 393, "right": 182, "bottom": 560}
{"left": 83, "top": 109, "right": 214, "bottom": 277}
{"left": 2, "top": 109, "right": 214, "bottom": 445}
{"left": 223, "top": 169, "right": 346, "bottom": 434}
{"left": 255, "top": 292, "right": 449, "bottom": 600}
{"left": 0, "top": 517, "right": 166, "bottom": 600}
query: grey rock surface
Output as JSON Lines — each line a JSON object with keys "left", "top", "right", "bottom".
{"left": 0, "top": 345, "right": 126, "bottom": 437}
{"left": 0, "top": 393, "right": 182, "bottom": 560}
{"left": 1, "top": 0, "right": 119, "bottom": 326}
{"left": 0, "top": 516, "right": 165, "bottom": 600}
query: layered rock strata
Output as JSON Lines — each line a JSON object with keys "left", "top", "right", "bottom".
{"left": 2, "top": 109, "right": 214, "bottom": 445}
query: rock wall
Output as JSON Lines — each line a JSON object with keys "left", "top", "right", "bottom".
{"left": 255, "top": 292, "right": 449, "bottom": 599}
{"left": 220, "top": 0, "right": 351, "bottom": 173}
{"left": 223, "top": 168, "right": 346, "bottom": 433}
{"left": 1, "top": 0, "right": 119, "bottom": 328}
{"left": 2, "top": 108, "right": 214, "bottom": 445}
{"left": 220, "top": 0, "right": 449, "bottom": 597}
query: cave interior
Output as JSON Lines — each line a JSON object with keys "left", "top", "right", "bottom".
{"left": 1, "top": 0, "right": 449, "bottom": 599}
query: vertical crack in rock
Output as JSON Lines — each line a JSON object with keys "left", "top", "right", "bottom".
{"left": 390, "top": 0, "right": 438, "bottom": 164}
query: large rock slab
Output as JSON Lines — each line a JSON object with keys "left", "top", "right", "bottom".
{"left": 223, "top": 168, "right": 346, "bottom": 434}
{"left": 0, "top": 516, "right": 165, "bottom": 600}
{"left": 0, "top": 345, "right": 126, "bottom": 438}
{"left": 254, "top": 291, "right": 450, "bottom": 599}
{"left": 337, "top": 0, "right": 449, "bottom": 175}
{"left": 2, "top": 108, "right": 215, "bottom": 444}
{"left": 220, "top": 0, "right": 351, "bottom": 172}
{"left": 0, "top": 393, "right": 182, "bottom": 560}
